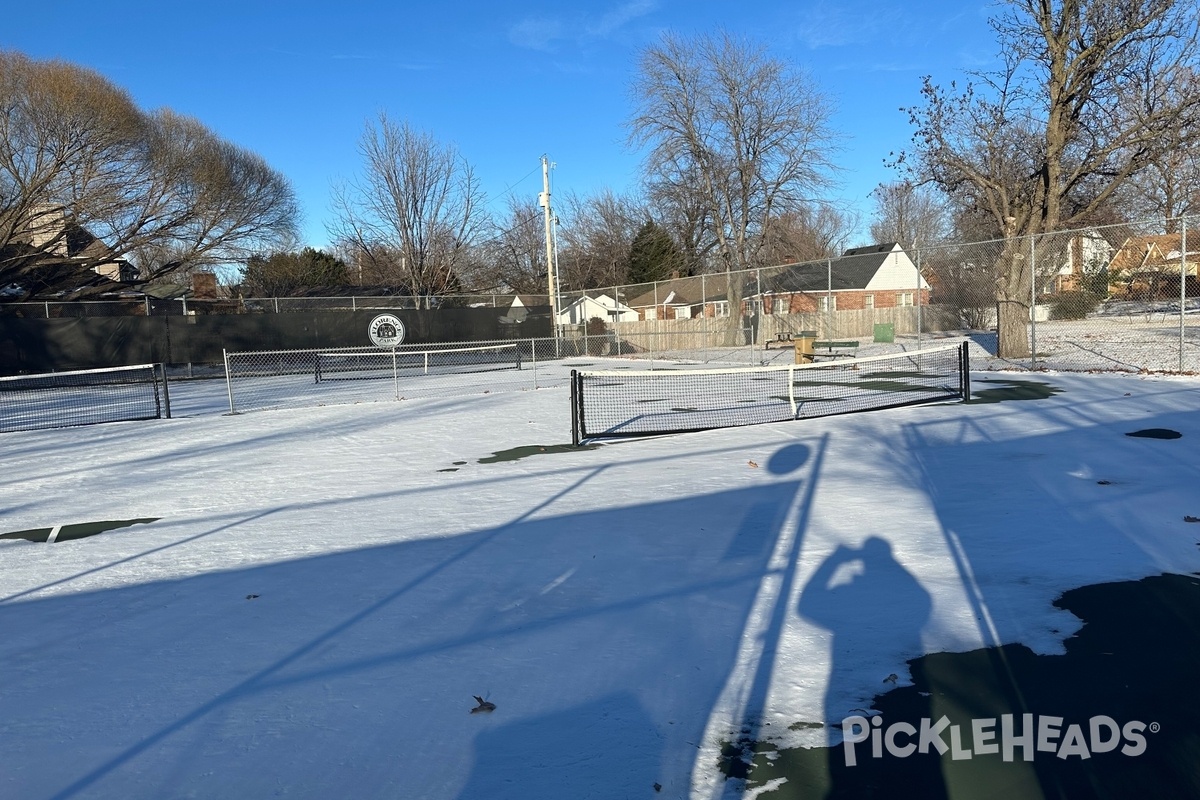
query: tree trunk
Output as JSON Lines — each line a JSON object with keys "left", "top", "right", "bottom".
{"left": 995, "top": 227, "right": 1032, "bottom": 359}
{"left": 723, "top": 271, "right": 745, "bottom": 347}
{"left": 996, "top": 298, "right": 1031, "bottom": 359}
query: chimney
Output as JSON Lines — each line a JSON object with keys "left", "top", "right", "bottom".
{"left": 192, "top": 272, "right": 218, "bottom": 299}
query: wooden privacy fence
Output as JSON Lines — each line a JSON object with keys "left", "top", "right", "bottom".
{"left": 602, "top": 306, "right": 962, "bottom": 353}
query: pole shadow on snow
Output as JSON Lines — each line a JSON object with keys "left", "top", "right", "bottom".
{"left": 0, "top": 439, "right": 825, "bottom": 800}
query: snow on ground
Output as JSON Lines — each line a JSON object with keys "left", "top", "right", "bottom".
{"left": 2, "top": 364, "right": 1200, "bottom": 799}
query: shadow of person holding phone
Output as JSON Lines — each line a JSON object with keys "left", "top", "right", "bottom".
{"left": 798, "top": 536, "right": 932, "bottom": 797}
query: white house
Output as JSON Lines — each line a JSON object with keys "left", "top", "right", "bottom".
{"left": 556, "top": 293, "right": 638, "bottom": 325}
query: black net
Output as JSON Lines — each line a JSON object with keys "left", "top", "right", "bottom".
{"left": 572, "top": 344, "right": 967, "bottom": 442}
{"left": 0, "top": 364, "right": 166, "bottom": 433}
{"left": 315, "top": 343, "right": 522, "bottom": 382}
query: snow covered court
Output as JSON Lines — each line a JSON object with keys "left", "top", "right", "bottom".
{"left": 3, "top": 365, "right": 1200, "bottom": 799}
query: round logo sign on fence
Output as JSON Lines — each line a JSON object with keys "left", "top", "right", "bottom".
{"left": 368, "top": 314, "right": 405, "bottom": 348}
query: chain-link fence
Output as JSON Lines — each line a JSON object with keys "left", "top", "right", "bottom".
{"left": 223, "top": 338, "right": 584, "bottom": 413}
{"left": 0, "top": 294, "right": 529, "bottom": 318}
{"left": 0, "top": 297, "right": 197, "bottom": 318}
{"left": 10, "top": 215, "right": 1198, "bottom": 374}
{"left": 549, "top": 215, "right": 1199, "bottom": 375}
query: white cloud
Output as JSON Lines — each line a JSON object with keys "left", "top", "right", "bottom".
{"left": 509, "top": 0, "right": 658, "bottom": 52}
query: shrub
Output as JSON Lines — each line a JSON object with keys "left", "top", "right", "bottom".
{"left": 1049, "top": 290, "right": 1103, "bottom": 320}
{"left": 585, "top": 316, "right": 608, "bottom": 355}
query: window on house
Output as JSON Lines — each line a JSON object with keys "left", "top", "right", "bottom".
{"left": 774, "top": 297, "right": 790, "bottom": 315}
{"left": 898, "top": 292, "right": 914, "bottom": 307}
{"left": 819, "top": 295, "right": 837, "bottom": 312}
{"left": 712, "top": 300, "right": 730, "bottom": 317}
{"left": 864, "top": 294, "right": 875, "bottom": 310}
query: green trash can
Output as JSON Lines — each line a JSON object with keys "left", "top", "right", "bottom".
{"left": 873, "top": 323, "right": 895, "bottom": 343}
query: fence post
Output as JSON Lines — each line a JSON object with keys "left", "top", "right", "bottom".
{"left": 1181, "top": 217, "right": 1188, "bottom": 374}
{"left": 612, "top": 286, "right": 622, "bottom": 356}
{"left": 826, "top": 258, "right": 833, "bottom": 338}
{"left": 916, "top": 245, "right": 923, "bottom": 350}
{"left": 1030, "top": 234, "right": 1038, "bottom": 370}
{"left": 652, "top": 281, "right": 659, "bottom": 363}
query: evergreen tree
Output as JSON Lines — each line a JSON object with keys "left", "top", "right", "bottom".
{"left": 242, "top": 248, "right": 349, "bottom": 295}
{"left": 626, "top": 220, "right": 683, "bottom": 284}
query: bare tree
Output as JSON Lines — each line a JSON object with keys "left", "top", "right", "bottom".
{"left": 759, "top": 204, "right": 859, "bottom": 265}
{"left": 901, "top": 0, "right": 1200, "bottom": 356}
{"left": 555, "top": 189, "right": 646, "bottom": 290}
{"left": 869, "top": 182, "right": 951, "bottom": 251}
{"left": 1114, "top": 69, "right": 1200, "bottom": 229}
{"left": 474, "top": 195, "right": 546, "bottom": 294}
{"left": 330, "top": 113, "right": 486, "bottom": 304}
{"left": 129, "top": 110, "right": 300, "bottom": 280}
{"left": 629, "top": 30, "right": 840, "bottom": 341}
{"left": 646, "top": 170, "right": 714, "bottom": 275}
{"left": 0, "top": 51, "right": 298, "bottom": 293}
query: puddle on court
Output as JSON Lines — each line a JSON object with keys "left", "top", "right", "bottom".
{"left": 477, "top": 443, "right": 600, "bottom": 463}
{"left": 965, "top": 378, "right": 1063, "bottom": 404}
{"left": 1126, "top": 428, "right": 1182, "bottom": 440}
{"left": 0, "top": 518, "right": 159, "bottom": 543}
{"left": 717, "top": 573, "right": 1200, "bottom": 798}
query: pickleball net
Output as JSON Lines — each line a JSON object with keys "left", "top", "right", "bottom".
{"left": 0, "top": 363, "right": 170, "bottom": 433}
{"left": 570, "top": 343, "right": 970, "bottom": 443}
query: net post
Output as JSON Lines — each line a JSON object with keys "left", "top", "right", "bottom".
{"left": 223, "top": 349, "right": 237, "bottom": 414}
{"left": 570, "top": 369, "right": 581, "bottom": 446}
{"left": 157, "top": 363, "right": 172, "bottom": 419}
{"left": 393, "top": 348, "right": 400, "bottom": 400}
{"left": 787, "top": 364, "right": 798, "bottom": 418}
{"left": 959, "top": 341, "right": 971, "bottom": 402}
{"left": 529, "top": 338, "right": 537, "bottom": 388}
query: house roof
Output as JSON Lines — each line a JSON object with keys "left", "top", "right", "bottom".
{"left": 0, "top": 243, "right": 132, "bottom": 301}
{"left": 762, "top": 243, "right": 904, "bottom": 294}
{"left": 624, "top": 244, "right": 912, "bottom": 306}
{"left": 1108, "top": 232, "right": 1200, "bottom": 273}
{"left": 625, "top": 274, "right": 732, "bottom": 308}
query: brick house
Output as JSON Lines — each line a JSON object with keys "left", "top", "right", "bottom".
{"left": 1105, "top": 232, "right": 1200, "bottom": 298}
{"left": 756, "top": 243, "right": 931, "bottom": 314}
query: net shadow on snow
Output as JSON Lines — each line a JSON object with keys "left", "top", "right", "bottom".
{"left": 0, "top": 441, "right": 823, "bottom": 800}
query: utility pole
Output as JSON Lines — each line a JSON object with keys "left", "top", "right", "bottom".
{"left": 539, "top": 155, "right": 558, "bottom": 338}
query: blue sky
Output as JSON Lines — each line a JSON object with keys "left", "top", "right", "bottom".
{"left": 6, "top": 1, "right": 995, "bottom": 248}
